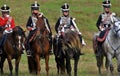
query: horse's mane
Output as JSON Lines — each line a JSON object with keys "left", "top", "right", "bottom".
{"left": 36, "top": 15, "right": 49, "bottom": 38}
{"left": 13, "top": 26, "right": 23, "bottom": 32}
{"left": 13, "top": 26, "right": 26, "bottom": 38}
{"left": 62, "top": 29, "right": 82, "bottom": 51}
{"left": 36, "top": 15, "right": 46, "bottom": 33}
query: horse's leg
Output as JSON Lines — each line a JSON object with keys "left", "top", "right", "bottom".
{"left": 96, "top": 46, "right": 104, "bottom": 76}
{"left": 60, "top": 57, "right": 65, "bottom": 75}
{"left": 45, "top": 54, "right": 49, "bottom": 76}
{"left": 107, "top": 53, "right": 114, "bottom": 76}
{"left": 55, "top": 57, "right": 60, "bottom": 75}
{"left": 66, "top": 58, "right": 71, "bottom": 76}
{"left": 28, "top": 57, "right": 33, "bottom": 73}
{"left": 15, "top": 56, "right": 21, "bottom": 76}
{"left": 28, "top": 56, "right": 37, "bottom": 74}
{"left": 74, "top": 56, "right": 79, "bottom": 76}
{"left": 35, "top": 54, "right": 40, "bottom": 76}
{"left": 96, "top": 54, "right": 103, "bottom": 76}
{"left": 7, "top": 56, "right": 13, "bottom": 76}
{"left": 105, "top": 55, "right": 109, "bottom": 74}
{"left": 116, "top": 53, "right": 120, "bottom": 76}
{"left": 0, "top": 56, "right": 5, "bottom": 74}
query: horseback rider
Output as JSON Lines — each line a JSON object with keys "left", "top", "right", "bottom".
{"left": 55, "top": 3, "right": 86, "bottom": 46}
{"left": 96, "top": 0, "right": 116, "bottom": 51}
{"left": 26, "top": 1, "right": 52, "bottom": 56}
{"left": 0, "top": 4, "right": 15, "bottom": 54}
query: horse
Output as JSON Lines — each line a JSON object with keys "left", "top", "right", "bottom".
{"left": 93, "top": 17, "right": 120, "bottom": 76}
{"left": 0, "top": 26, "right": 26, "bottom": 76}
{"left": 93, "top": 31, "right": 108, "bottom": 76}
{"left": 53, "top": 29, "right": 83, "bottom": 76}
{"left": 27, "top": 15, "right": 50, "bottom": 76}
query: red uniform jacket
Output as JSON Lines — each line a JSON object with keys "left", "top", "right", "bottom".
{"left": 0, "top": 16, "right": 15, "bottom": 29}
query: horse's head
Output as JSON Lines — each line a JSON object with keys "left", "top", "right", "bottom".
{"left": 36, "top": 14, "right": 45, "bottom": 32}
{"left": 36, "top": 14, "right": 49, "bottom": 38}
{"left": 113, "top": 19, "right": 120, "bottom": 37}
{"left": 12, "top": 26, "right": 26, "bottom": 51}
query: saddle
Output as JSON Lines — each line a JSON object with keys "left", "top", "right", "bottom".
{"left": 97, "top": 28, "right": 110, "bottom": 43}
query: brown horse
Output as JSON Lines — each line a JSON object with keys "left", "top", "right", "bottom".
{"left": 27, "top": 15, "right": 50, "bottom": 76}
{"left": 0, "top": 26, "right": 26, "bottom": 76}
{"left": 53, "top": 29, "right": 83, "bottom": 76}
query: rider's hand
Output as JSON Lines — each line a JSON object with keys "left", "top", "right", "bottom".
{"left": 27, "top": 27, "right": 32, "bottom": 31}
{"left": 6, "top": 17, "right": 12, "bottom": 25}
{"left": 99, "top": 25, "right": 104, "bottom": 31}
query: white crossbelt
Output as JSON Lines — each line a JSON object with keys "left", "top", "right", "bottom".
{"left": 72, "top": 18, "right": 81, "bottom": 34}
{"left": 44, "top": 18, "right": 50, "bottom": 33}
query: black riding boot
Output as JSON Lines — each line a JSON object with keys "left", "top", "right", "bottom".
{"left": 26, "top": 33, "right": 32, "bottom": 56}
{"left": 0, "top": 34, "right": 7, "bottom": 54}
{"left": 0, "top": 38, "right": 3, "bottom": 54}
{"left": 26, "top": 40, "right": 31, "bottom": 56}
{"left": 26, "top": 30, "right": 36, "bottom": 56}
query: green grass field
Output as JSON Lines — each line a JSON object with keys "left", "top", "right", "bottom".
{"left": 0, "top": 0, "right": 120, "bottom": 76}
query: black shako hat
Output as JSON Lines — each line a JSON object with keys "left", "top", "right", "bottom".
{"left": 31, "top": 1, "right": 40, "bottom": 10}
{"left": 102, "top": 0, "right": 111, "bottom": 8}
{"left": 61, "top": 3, "right": 69, "bottom": 12}
{"left": 1, "top": 4, "right": 10, "bottom": 12}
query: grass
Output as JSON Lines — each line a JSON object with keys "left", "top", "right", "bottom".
{"left": 0, "top": 0, "right": 120, "bottom": 76}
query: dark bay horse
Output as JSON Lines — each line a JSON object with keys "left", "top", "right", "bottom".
{"left": 93, "top": 32, "right": 107, "bottom": 76}
{"left": 0, "top": 26, "right": 26, "bottom": 76}
{"left": 53, "top": 29, "right": 83, "bottom": 76}
{"left": 27, "top": 15, "right": 50, "bottom": 76}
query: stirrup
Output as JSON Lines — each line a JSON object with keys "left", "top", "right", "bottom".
{"left": 26, "top": 50, "right": 31, "bottom": 56}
